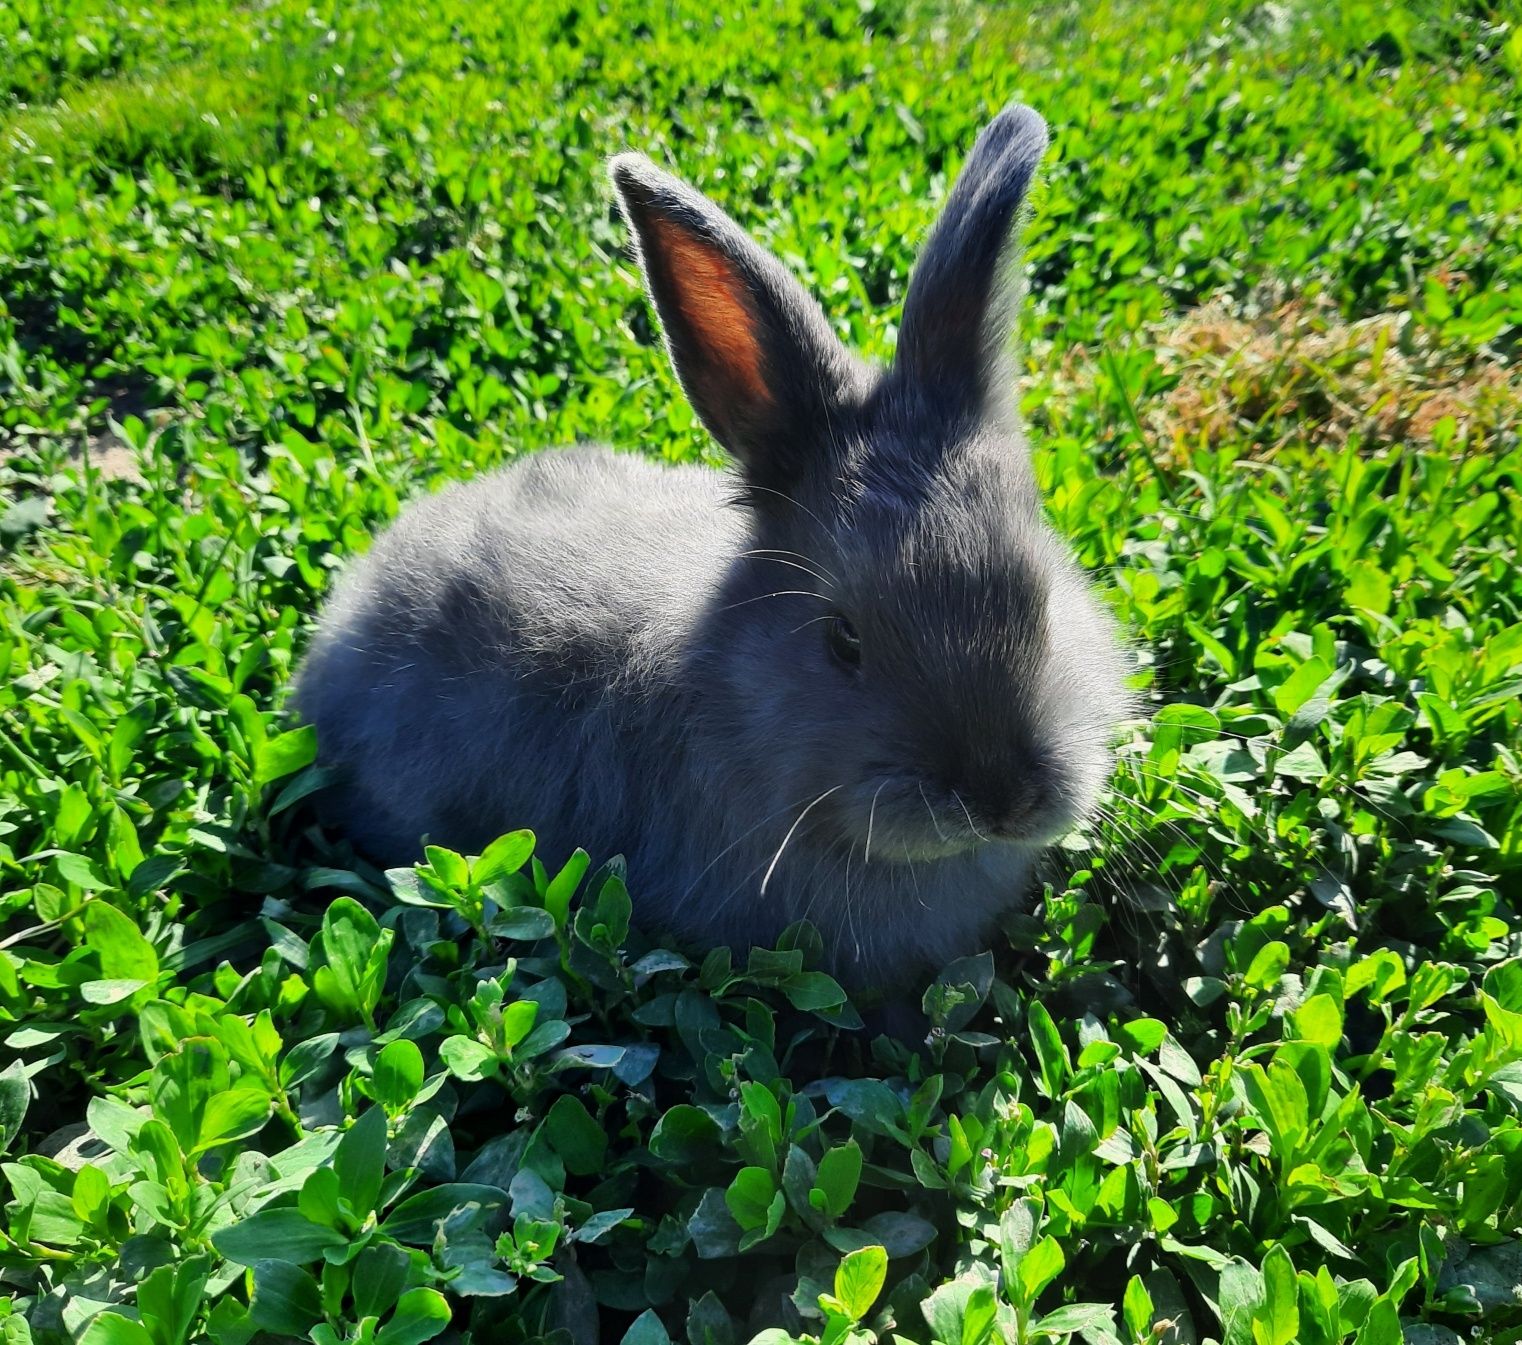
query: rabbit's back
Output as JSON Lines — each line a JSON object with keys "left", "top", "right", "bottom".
{"left": 294, "top": 446, "right": 738, "bottom": 864}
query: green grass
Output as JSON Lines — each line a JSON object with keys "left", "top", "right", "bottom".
{"left": 1, "top": 1, "right": 1520, "bottom": 1342}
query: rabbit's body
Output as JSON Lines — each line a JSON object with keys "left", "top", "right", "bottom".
{"left": 296, "top": 446, "right": 733, "bottom": 866}
{"left": 298, "top": 444, "right": 1060, "bottom": 984}
{"left": 296, "top": 102, "right": 1131, "bottom": 990}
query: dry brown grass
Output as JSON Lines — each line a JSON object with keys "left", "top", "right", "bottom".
{"left": 1147, "top": 299, "right": 1520, "bottom": 463}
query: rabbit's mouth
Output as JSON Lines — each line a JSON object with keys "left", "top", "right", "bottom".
{"left": 837, "top": 773, "right": 1084, "bottom": 864}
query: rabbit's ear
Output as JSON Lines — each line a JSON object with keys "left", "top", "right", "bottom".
{"left": 894, "top": 102, "right": 1048, "bottom": 422}
{"left": 611, "top": 154, "right": 860, "bottom": 491}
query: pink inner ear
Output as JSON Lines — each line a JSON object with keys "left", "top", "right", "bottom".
{"left": 649, "top": 217, "right": 773, "bottom": 410}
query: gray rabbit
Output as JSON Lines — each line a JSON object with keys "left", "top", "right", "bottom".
{"left": 293, "top": 101, "right": 1130, "bottom": 991}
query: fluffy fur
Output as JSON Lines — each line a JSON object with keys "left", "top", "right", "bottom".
{"left": 294, "top": 101, "right": 1130, "bottom": 991}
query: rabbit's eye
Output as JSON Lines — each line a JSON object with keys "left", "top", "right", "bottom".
{"left": 826, "top": 614, "right": 862, "bottom": 669}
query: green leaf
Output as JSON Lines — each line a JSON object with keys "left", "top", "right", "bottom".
{"left": 1291, "top": 993, "right": 1343, "bottom": 1048}
{"left": 298, "top": 1166, "right": 343, "bottom": 1229}
{"left": 1027, "top": 1000, "right": 1068, "bottom": 1097}
{"left": 744, "top": 1190, "right": 786, "bottom": 1252}
{"left": 79, "top": 1316, "right": 154, "bottom": 1345}
{"left": 312, "top": 897, "right": 392, "bottom": 1026}
{"left": 1218, "top": 1258, "right": 1265, "bottom": 1345}
{"left": 194, "top": 1088, "right": 272, "bottom": 1153}
{"left": 724, "top": 1166, "right": 777, "bottom": 1232}
{"left": 685, "top": 1292, "right": 735, "bottom": 1345}
{"left": 853, "top": 1210, "right": 933, "bottom": 1260}
{"left": 961, "top": 1285, "right": 997, "bottom": 1345}
{"left": 923, "top": 1276, "right": 999, "bottom": 1345}
{"left": 488, "top": 906, "right": 557, "bottom": 941}
{"left": 375, "top": 1288, "right": 452, "bottom": 1345}
{"left": 738, "top": 1081, "right": 783, "bottom": 1163}
{"left": 203, "top": 1298, "right": 254, "bottom": 1345}
{"left": 688, "top": 1186, "right": 744, "bottom": 1259}
{"left": 545, "top": 1094, "right": 607, "bottom": 1176}
{"left": 255, "top": 725, "right": 318, "bottom": 787}
{"left": 622, "top": 1309, "right": 674, "bottom": 1345}
{"left": 1256, "top": 1245, "right": 1299, "bottom": 1345}
{"left": 1241, "top": 1060, "right": 1309, "bottom": 1163}
{"left": 212, "top": 1207, "right": 348, "bottom": 1266}
{"left": 782, "top": 970, "right": 848, "bottom": 1012}
{"left": 1353, "top": 1298, "right": 1402, "bottom": 1345}
{"left": 268, "top": 764, "right": 342, "bottom": 817}
{"left": 379, "top": 1183, "right": 510, "bottom": 1244}
{"left": 281, "top": 1033, "right": 341, "bottom": 1088}
{"left": 472, "top": 830, "right": 537, "bottom": 886}
{"left": 424, "top": 845, "right": 470, "bottom": 889}
{"left": 1018, "top": 1236, "right": 1065, "bottom": 1305}
{"left": 334, "top": 1105, "right": 389, "bottom": 1219}
{"left": 248, "top": 1261, "right": 323, "bottom": 1336}
{"left": 1272, "top": 740, "right": 1327, "bottom": 782}
{"left": 80, "top": 978, "right": 149, "bottom": 1006}
{"left": 1032, "top": 1303, "right": 1117, "bottom": 1336}
{"left": 998, "top": 1198, "right": 1038, "bottom": 1270}
{"left": 588, "top": 873, "right": 632, "bottom": 947}
{"left": 108, "top": 702, "right": 155, "bottom": 780}
{"left": 372, "top": 1039, "right": 425, "bottom": 1110}
{"left": 1242, "top": 940, "right": 1290, "bottom": 992}
{"left": 150, "top": 1037, "right": 227, "bottom": 1153}
{"left": 1122, "top": 1275, "right": 1155, "bottom": 1339}
{"left": 353, "top": 1243, "right": 412, "bottom": 1321}
{"left": 1272, "top": 656, "right": 1333, "bottom": 717}
{"left": 1149, "top": 703, "right": 1220, "bottom": 760}
{"left": 501, "top": 998, "right": 540, "bottom": 1050}
{"left": 543, "top": 846, "right": 590, "bottom": 928}
{"left": 72, "top": 1164, "right": 109, "bottom": 1225}
{"left": 1117, "top": 1018, "right": 1168, "bottom": 1055}
{"left": 84, "top": 901, "right": 159, "bottom": 983}
{"left": 0, "top": 1061, "right": 28, "bottom": 1154}
{"left": 924, "top": 951, "right": 994, "bottom": 1032}
{"left": 573, "top": 1206, "right": 634, "bottom": 1244}
{"left": 649, "top": 1105, "right": 723, "bottom": 1164}
{"left": 832, "top": 1244, "right": 887, "bottom": 1320}
{"left": 439, "top": 1035, "right": 498, "bottom": 1081}
{"left": 814, "top": 1140, "right": 862, "bottom": 1220}
{"left": 54, "top": 852, "right": 110, "bottom": 889}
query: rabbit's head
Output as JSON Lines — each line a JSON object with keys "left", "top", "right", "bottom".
{"left": 611, "top": 103, "right": 1130, "bottom": 866}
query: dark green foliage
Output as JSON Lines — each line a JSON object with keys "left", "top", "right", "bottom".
{"left": 0, "top": 1, "right": 1519, "bottom": 1342}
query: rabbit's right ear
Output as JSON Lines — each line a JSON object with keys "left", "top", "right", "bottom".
{"left": 611, "top": 155, "right": 861, "bottom": 496}
{"left": 894, "top": 102, "right": 1049, "bottom": 425}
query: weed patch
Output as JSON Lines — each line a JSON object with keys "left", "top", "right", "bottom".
{"left": 0, "top": 1, "right": 1519, "bottom": 1342}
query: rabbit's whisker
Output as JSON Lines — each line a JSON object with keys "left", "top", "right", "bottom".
{"left": 864, "top": 780, "right": 888, "bottom": 866}
{"left": 788, "top": 614, "right": 836, "bottom": 636}
{"left": 760, "top": 785, "right": 845, "bottom": 896}
{"left": 951, "top": 789, "right": 990, "bottom": 843}
{"left": 738, "top": 548, "right": 838, "bottom": 586}
{"left": 843, "top": 841, "right": 862, "bottom": 963}
{"left": 919, "top": 782, "right": 950, "bottom": 843}
{"left": 717, "top": 589, "right": 828, "bottom": 614}
{"left": 680, "top": 789, "right": 831, "bottom": 904}
{"left": 907, "top": 858, "right": 929, "bottom": 912}
{"left": 736, "top": 484, "right": 843, "bottom": 549}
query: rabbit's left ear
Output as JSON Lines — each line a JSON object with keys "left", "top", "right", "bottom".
{"left": 611, "top": 154, "right": 862, "bottom": 496}
{"left": 893, "top": 102, "right": 1048, "bottom": 423}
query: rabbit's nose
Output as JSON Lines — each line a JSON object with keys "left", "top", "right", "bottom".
{"left": 986, "top": 798, "right": 1044, "bottom": 839}
{"left": 972, "top": 775, "right": 1061, "bottom": 841}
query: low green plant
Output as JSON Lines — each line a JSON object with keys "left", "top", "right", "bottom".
{"left": 1, "top": 0, "right": 1519, "bottom": 1341}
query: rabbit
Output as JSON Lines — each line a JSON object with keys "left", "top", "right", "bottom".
{"left": 293, "top": 100, "right": 1131, "bottom": 994}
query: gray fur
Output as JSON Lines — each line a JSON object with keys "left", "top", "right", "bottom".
{"left": 293, "top": 101, "right": 1130, "bottom": 992}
